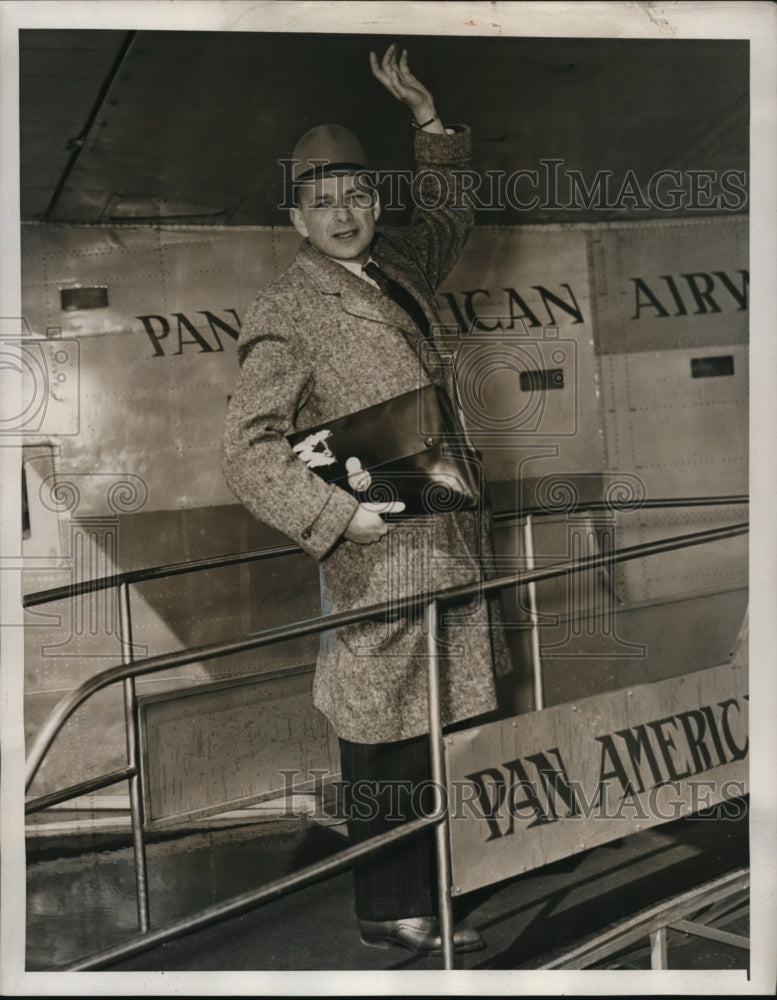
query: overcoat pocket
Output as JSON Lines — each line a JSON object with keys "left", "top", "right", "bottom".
{"left": 337, "top": 609, "right": 418, "bottom": 657}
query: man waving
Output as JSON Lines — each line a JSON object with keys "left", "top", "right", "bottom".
{"left": 222, "top": 44, "right": 510, "bottom": 955}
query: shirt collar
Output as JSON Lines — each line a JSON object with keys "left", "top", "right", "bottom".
{"left": 327, "top": 255, "right": 378, "bottom": 286}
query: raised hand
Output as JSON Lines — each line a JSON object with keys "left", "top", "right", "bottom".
{"left": 369, "top": 43, "right": 444, "bottom": 132}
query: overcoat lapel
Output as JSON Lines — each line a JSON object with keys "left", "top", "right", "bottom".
{"left": 297, "top": 243, "right": 446, "bottom": 386}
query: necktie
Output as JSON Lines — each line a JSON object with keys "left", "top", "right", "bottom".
{"left": 362, "top": 260, "right": 430, "bottom": 339}
{"left": 363, "top": 261, "right": 471, "bottom": 446}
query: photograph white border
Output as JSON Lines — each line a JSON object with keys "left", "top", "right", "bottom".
{"left": 1, "top": 2, "right": 775, "bottom": 995}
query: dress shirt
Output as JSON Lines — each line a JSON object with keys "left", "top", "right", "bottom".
{"left": 329, "top": 255, "right": 380, "bottom": 288}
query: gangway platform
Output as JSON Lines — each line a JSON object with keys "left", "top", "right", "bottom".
{"left": 27, "top": 796, "right": 748, "bottom": 972}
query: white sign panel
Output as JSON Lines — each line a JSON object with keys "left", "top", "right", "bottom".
{"left": 446, "top": 661, "right": 748, "bottom": 896}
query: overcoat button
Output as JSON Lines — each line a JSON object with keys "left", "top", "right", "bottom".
{"left": 301, "top": 527, "right": 312, "bottom": 540}
{"left": 424, "top": 436, "right": 435, "bottom": 447}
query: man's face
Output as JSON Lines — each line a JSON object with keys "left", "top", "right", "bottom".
{"left": 290, "top": 173, "right": 380, "bottom": 264}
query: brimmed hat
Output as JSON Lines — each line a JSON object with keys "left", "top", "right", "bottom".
{"left": 291, "top": 124, "right": 369, "bottom": 183}
{"left": 270, "top": 124, "right": 369, "bottom": 209}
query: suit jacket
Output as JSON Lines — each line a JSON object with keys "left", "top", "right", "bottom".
{"left": 222, "top": 126, "right": 510, "bottom": 743}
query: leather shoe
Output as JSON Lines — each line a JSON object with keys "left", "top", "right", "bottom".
{"left": 358, "top": 915, "right": 485, "bottom": 954}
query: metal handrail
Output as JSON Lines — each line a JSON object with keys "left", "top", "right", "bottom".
{"left": 25, "top": 766, "right": 136, "bottom": 815}
{"left": 22, "top": 495, "right": 748, "bottom": 609}
{"left": 24, "top": 511, "right": 749, "bottom": 972}
{"left": 59, "top": 814, "right": 439, "bottom": 971}
{"left": 492, "top": 493, "right": 749, "bottom": 522}
{"left": 25, "top": 519, "right": 748, "bottom": 793}
{"left": 30, "top": 517, "right": 750, "bottom": 972}
{"left": 23, "top": 542, "right": 301, "bottom": 608}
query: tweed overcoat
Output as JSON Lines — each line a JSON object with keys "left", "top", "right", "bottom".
{"left": 222, "top": 126, "right": 511, "bottom": 743}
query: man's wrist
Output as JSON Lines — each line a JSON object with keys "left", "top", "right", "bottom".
{"left": 412, "top": 113, "right": 438, "bottom": 130}
{"left": 412, "top": 106, "right": 446, "bottom": 135}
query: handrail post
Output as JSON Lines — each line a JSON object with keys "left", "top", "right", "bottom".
{"left": 119, "top": 580, "right": 150, "bottom": 933}
{"left": 426, "top": 598, "right": 455, "bottom": 970}
{"left": 523, "top": 514, "right": 544, "bottom": 710}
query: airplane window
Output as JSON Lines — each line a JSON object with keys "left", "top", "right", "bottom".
{"left": 691, "top": 356, "right": 734, "bottom": 378}
{"left": 60, "top": 286, "right": 109, "bottom": 311}
{"left": 519, "top": 368, "right": 565, "bottom": 391}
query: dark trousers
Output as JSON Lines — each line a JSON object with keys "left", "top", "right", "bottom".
{"left": 338, "top": 735, "right": 437, "bottom": 921}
